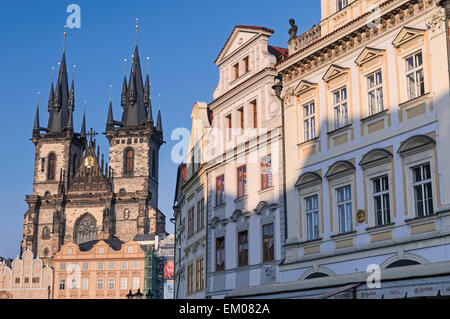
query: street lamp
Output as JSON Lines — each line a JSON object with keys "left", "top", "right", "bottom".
{"left": 126, "top": 289, "right": 134, "bottom": 299}
{"left": 272, "top": 74, "right": 288, "bottom": 243}
{"left": 146, "top": 289, "right": 154, "bottom": 299}
{"left": 135, "top": 288, "right": 144, "bottom": 299}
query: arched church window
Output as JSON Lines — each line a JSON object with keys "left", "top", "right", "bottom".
{"left": 74, "top": 213, "right": 97, "bottom": 244}
{"left": 42, "top": 226, "right": 50, "bottom": 240}
{"left": 124, "top": 148, "right": 134, "bottom": 174}
{"left": 48, "top": 153, "right": 56, "bottom": 180}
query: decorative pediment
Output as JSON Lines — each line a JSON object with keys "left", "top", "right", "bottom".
{"left": 322, "top": 64, "right": 349, "bottom": 82}
{"left": 392, "top": 27, "right": 426, "bottom": 48}
{"left": 293, "top": 80, "right": 318, "bottom": 96}
{"left": 359, "top": 149, "right": 393, "bottom": 168}
{"left": 215, "top": 26, "right": 274, "bottom": 65}
{"left": 325, "top": 160, "right": 355, "bottom": 180}
{"left": 209, "top": 216, "right": 229, "bottom": 229}
{"left": 397, "top": 135, "right": 436, "bottom": 156}
{"left": 254, "top": 201, "right": 278, "bottom": 215}
{"left": 355, "top": 47, "right": 385, "bottom": 66}
{"left": 230, "top": 209, "right": 250, "bottom": 222}
{"left": 295, "top": 172, "right": 322, "bottom": 188}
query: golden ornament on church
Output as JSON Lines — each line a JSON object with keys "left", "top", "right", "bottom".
{"left": 357, "top": 210, "right": 366, "bottom": 223}
{"left": 84, "top": 156, "right": 95, "bottom": 169}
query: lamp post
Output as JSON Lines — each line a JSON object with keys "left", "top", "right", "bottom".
{"left": 272, "top": 74, "right": 288, "bottom": 244}
{"left": 135, "top": 288, "right": 144, "bottom": 299}
{"left": 126, "top": 289, "right": 134, "bottom": 299}
{"left": 146, "top": 289, "right": 154, "bottom": 299}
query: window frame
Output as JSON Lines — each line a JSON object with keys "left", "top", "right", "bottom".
{"left": 337, "top": 0, "right": 348, "bottom": 11}
{"left": 123, "top": 147, "right": 135, "bottom": 175}
{"left": 302, "top": 101, "right": 317, "bottom": 142}
{"left": 412, "top": 163, "right": 434, "bottom": 217}
{"left": 215, "top": 237, "right": 225, "bottom": 271}
{"left": 336, "top": 185, "right": 353, "bottom": 234}
{"left": 305, "top": 195, "right": 320, "bottom": 241}
{"left": 262, "top": 223, "right": 275, "bottom": 263}
{"left": 196, "top": 199, "right": 205, "bottom": 231}
{"left": 261, "top": 155, "right": 272, "bottom": 190}
{"left": 372, "top": 175, "right": 392, "bottom": 226}
{"left": 237, "top": 165, "right": 247, "bottom": 199}
{"left": 332, "top": 87, "right": 349, "bottom": 130}
{"left": 366, "top": 70, "right": 384, "bottom": 116}
{"left": 216, "top": 175, "right": 225, "bottom": 206}
{"left": 405, "top": 51, "right": 425, "bottom": 101}
{"left": 237, "top": 230, "right": 249, "bottom": 267}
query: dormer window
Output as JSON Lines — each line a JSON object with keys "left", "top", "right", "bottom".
{"left": 337, "top": 0, "right": 348, "bottom": 11}
{"left": 233, "top": 63, "right": 239, "bottom": 80}
{"left": 243, "top": 57, "right": 249, "bottom": 73}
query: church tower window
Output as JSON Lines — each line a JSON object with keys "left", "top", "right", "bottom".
{"left": 47, "top": 153, "right": 56, "bottom": 180}
{"left": 42, "top": 226, "right": 50, "bottom": 240}
{"left": 74, "top": 213, "right": 97, "bottom": 244}
{"left": 124, "top": 148, "right": 134, "bottom": 175}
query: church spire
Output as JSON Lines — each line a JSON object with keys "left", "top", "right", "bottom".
{"left": 80, "top": 104, "right": 86, "bottom": 139}
{"left": 33, "top": 92, "right": 41, "bottom": 142}
{"left": 156, "top": 95, "right": 162, "bottom": 132}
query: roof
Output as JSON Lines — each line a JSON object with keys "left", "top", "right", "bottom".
{"left": 133, "top": 234, "right": 156, "bottom": 242}
{"left": 226, "top": 261, "right": 450, "bottom": 298}
{"left": 268, "top": 46, "right": 288, "bottom": 63}
{"left": 214, "top": 25, "right": 275, "bottom": 64}
{"left": 78, "top": 238, "right": 123, "bottom": 252}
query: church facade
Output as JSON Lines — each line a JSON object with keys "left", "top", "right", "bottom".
{"left": 21, "top": 38, "right": 166, "bottom": 265}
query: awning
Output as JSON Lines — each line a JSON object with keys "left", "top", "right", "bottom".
{"left": 317, "top": 283, "right": 361, "bottom": 299}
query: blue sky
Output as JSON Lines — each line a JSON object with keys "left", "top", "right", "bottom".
{"left": 0, "top": 0, "right": 320, "bottom": 258}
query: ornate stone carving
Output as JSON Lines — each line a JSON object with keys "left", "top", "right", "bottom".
{"left": 426, "top": 8, "right": 446, "bottom": 33}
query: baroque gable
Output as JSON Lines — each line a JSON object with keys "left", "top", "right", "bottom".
{"left": 392, "top": 27, "right": 426, "bottom": 48}
{"left": 322, "top": 64, "right": 349, "bottom": 82}
{"left": 293, "top": 80, "right": 318, "bottom": 96}
{"left": 355, "top": 47, "right": 385, "bottom": 66}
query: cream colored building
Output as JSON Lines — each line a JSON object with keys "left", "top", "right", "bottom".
{"left": 228, "top": 0, "right": 450, "bottom": 299}
{"left": 0, "top": 250, "right": 53, "bottom": 299}
{"left": 203, "top": 26, "right": 287, "bottom": 298}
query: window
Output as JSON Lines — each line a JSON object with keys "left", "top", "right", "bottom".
{"left": 24, "top": 277, "right": 29, "bottom": 284}
{"left": 120, "top": 277, "right": 128, "bottom": 290}
{"left": 238, "top": 108, "right": 244, "bottom": 130}
{"left": 337, "top": 0, "right": 348, "bottom": 11}
{"left": 124, "top": 148, "right": 134, "bottom": 174}
{"left": 226, "top": 114, "right": 232, "bottom": 141}
{"left": 97, "top": 278, "right": 104, "bottom": 290}
{"left": 187, "top": 264, "right": 194, "bottom": 294}
{"left": 59, "top": 279, "right": 66, "bottom": 290}
{"left": 333, "top": 87, "right": 348, "bottom": 130}
{"left": 82, "top": 262, "right": 89, "bottom": 270}
{"left": 70, "top": 278, "right": 78, "bottom": 290}
{"left": 196, "top": 199, "right": 205, "bottom": 231}
{"left": 412, "top": 163, "right": 433, "bottom": 217}
{"left": 367, "top": 71, "right": 384, "bottom": 115}
{"left": 337, "top": 186, "right": 353, "bottom": 233}
{"left": 373, "top": 176, "right": 391, "bottom": 226}
{"left": 261, "top": 155, "right": 272, "bottom": 190}
{"left": 108, "top": 278, "right": 115, "bottom": 290}
{"left": 82, "top": 278, "right": 89, "bottom": 290}
{"left": 74, "top": 213, "right": 97, "bottom": 245}
{"left": 196, "top": 259, "right": 204, "bottom": 291}
{"left": 188, "top": 207, "right": 195, "bottom": 237}
{"left": 98, "top": 262, "right": 104, "bottom": 270}
{"left": 48, "top": 153, "right": 56, "bottom": 180}
{"left": 15, "top": 278, "right": 20, "bottom": 284}
{"left": 42, "top": 226, "right": 50, "bottom": 240}
{"left": 133, "top": 261, "right": 140, "bottom": 270}
{"left": 216, "top": 175, "right": 225, "bottom": 206}
{"left": 121, "top": 261, "right": 128, "bottom": 270}
{"left": 252, "top": 101, "right": 258, "bottom": 128}
{"left": 215, "top": 237, "right": 225, "bottom": 271}
{"left": 405, "top": 52, "right": 424, "bottom": 100}
{"left": 109, "top": 262, "right": 115, "bottom": 270}
{"left": 303, "top": 102, "right": 316, "bottom": 141}
{"left": 71, "top": 263, "right": 79, "bottom": 271}
{"left": 262, "top": 223, "right": 275, "bottom": 262}
{"left": 233, "top": 63, "right": 239, "bottom": 80}
{"left": 132, "top": 277, "right": 140, "bottom": 290}
{"left": 244, "top": 56, "right": 250, "bottom": 73}
{"left": 60, "top": 263, "right": 66, "bottom": 271}
{"left": 32, "top": 277, "right": 40, "bottom": 284}
{"left": 237, "top": 165, "right": 247, "bottom": 198}
{"left": 98, "top": 247, "right": 105, "bottom": 254}
{"left": 305, "top": 195, "right": 320, "bottom": 241}
{"left": 66, "top": 248, "right": 73, "bottom": 255}
{"left": 238, "top": 231, "right": 249, "bottom": 267}
{"left": 127, "top": 246, "right": 134, "bottom": 254}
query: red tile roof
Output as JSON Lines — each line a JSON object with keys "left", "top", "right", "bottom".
{"left": 268, "top": 46, "right": 289, "bottom": 63}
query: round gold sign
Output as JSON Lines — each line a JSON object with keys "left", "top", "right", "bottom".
{"left": 357, "top": 210, "right": 366, "bottom": 223}
{"left": 84, "top": 156, "right": 95, "bottom": 169}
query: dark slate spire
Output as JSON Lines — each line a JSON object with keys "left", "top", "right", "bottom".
{"left": 121, "top": 75, "right": 128, "bottom": 107}
{"left": 80, "top": 110, "right": 86, "bottom": 139}
{"left": 121, "top": 45, "right": 146, "bottom": 127}
{"left": 48, "top": 52, "right": 70, "bottom": 133}
{"left": 144, "top": 74, "right": 153, "bottom": 126}
{"left": 68, "top": 78, "right": 75, "bottom": 111}
{"left": 106, "top": 101, "right": 114, "bottom": 132}
{"left": 156, "top": 109, "right": 162, "bottom": 132}
{"left": 33, "top": 94, "right": 41, "bottom": 140}
{"left": 48, "top": 82, "right": 54, "bottom": 112}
